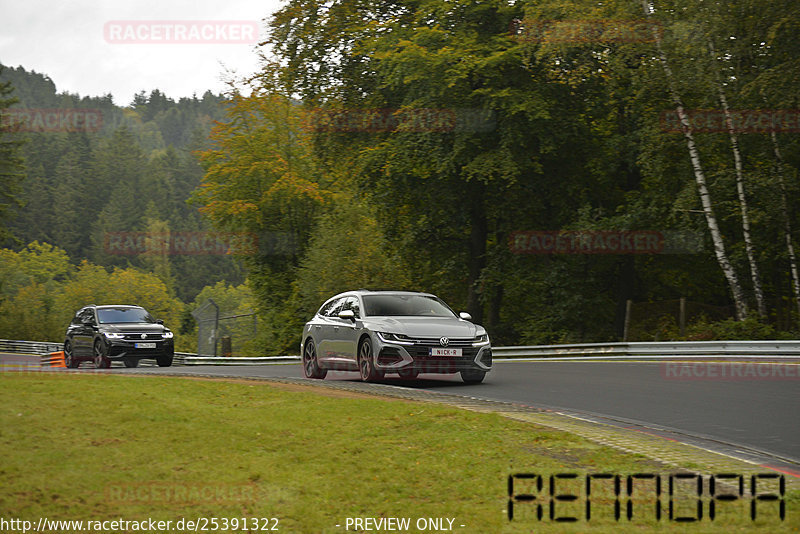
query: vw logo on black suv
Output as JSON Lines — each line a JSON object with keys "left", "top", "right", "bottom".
{"left": 64, "top": 305, "right": 174, "bottom": 369}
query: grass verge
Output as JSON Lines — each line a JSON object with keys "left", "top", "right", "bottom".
{"left": 0, "top": 372, "right": 796, "bottom": 532}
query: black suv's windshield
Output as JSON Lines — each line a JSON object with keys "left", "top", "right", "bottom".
{"left": 362, "top": 294, "right": 456, "bottom": 317}
{"left": 97, "top": 307, "right": 154, "bottom": 324}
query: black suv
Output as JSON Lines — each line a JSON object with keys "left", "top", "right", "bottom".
{"left": 64, "top": 305, "right": 174, "bottom": 368}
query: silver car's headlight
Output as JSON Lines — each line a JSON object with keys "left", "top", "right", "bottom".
{"left": 377, "top": 332, "right": 415, "bottom": 345}
{"left": 162, "top": 331, "right": 174, "bottom": 339}
{"left": 472, "top": 333, "right": 490, "bottom": 346}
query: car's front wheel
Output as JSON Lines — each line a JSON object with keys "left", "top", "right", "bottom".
{"left": 123, "top": 358, "right": 139, "bottom": 368}
{"left": 358, "top": 338, "right": 384, "bottom": 382}
{"left": 93, "top": 340, "right": 110, "bottom": 369}
{"left": 460, "top": 369, "right": 486, "bottom": 384}
{"left": 156, "top": 353, "right": 173, "bottom": 367}
{"left": 64, "top": 340, "right": 79, "bottom": 369}
{"left": 303, "top": 339, "right": 327, "bottom": 379}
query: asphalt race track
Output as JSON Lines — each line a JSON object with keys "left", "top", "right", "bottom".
{"left": 4, "top": 354, "right": 798, "bottom": 471}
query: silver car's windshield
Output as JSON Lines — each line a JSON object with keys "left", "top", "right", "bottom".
{"left": 362, "top": 294, "right": 456, "bottom": 317}
{"left": 97, "top": 307, "right": 153, "bottom": 324}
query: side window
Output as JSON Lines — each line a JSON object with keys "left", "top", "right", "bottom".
{"left": 341, "top": 296, "right": 361, "bottom": 318}
{"left": 317, "top": 299, "right": 337, "bottom": 317}
{"left": 71, "top": 310, "right": 83, "bottom": 325}
{"left": 80, "top": 308, "right": 96, "bottom": 325}
{"left": 326, "top": 298, "right": 347, "bottom": 317}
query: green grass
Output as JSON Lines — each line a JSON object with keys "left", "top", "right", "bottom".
{"left": 0, "top": 373, "right": 796, "bottom": 533}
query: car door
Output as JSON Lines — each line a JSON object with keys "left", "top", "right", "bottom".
{"left": 315, "top": 297, "right": 345, "bottom": 366}
{"left": 74, "top": 308, "right": 96, "bottom": 356}
{"left": 333, "top": 296, "right": 361, "bottom": 365}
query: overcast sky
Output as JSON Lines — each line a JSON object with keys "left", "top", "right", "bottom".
{"left": 0, "top": 0, "right": 285, "bottom": 106}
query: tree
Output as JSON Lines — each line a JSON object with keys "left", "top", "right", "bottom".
{"left": 193, "top": 89, "right": 326, "bottom": 337}
{"left": 0, "top": 66, "right": 25, "bottom": 242}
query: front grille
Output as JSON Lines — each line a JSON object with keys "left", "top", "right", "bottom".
{"left": 404, "top": 337, "right": 474, "bottom": 347}
{"left": 121, "top": 333, "right": 162, "bottom": 341}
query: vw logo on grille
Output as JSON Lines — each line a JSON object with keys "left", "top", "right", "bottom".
{"left": 140, "top": 333, "right": 147, "bottom": 339}
{"left": 439, "top": 337, "right": 449, "bottom": 347}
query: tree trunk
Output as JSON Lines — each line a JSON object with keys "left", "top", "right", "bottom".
{"left": 768, "top": 130, "right": 800, "bottom": 325}
{"left": 709, "top": 41, "right": 766, "bottom": 318}
{"left": 466, "top": 184, "right": 487, "bottom": 324}
{"left": 642, "top": 0, "right": 748, "bottom": 320}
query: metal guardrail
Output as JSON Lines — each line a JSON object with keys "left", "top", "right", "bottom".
{"left": 492, "top": 340, "right": 800, "bottom": 359}
{"left": 4, "top": 339, "right": 799, "bottom": 366}
{"left": 0, "top": 339, "right": 62, "bottom": 355}
{"left": 0, "top": 340, "right": 190, "bottom": 366}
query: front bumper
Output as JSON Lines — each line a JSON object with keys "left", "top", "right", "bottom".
{"left": 105, "top": 340, "right": 174, "bottom": 359}
{"left": 374, "top": 338, "right": 492, "bottom": 374}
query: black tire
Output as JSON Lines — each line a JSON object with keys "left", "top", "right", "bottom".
{"left": 64, "top": 340, "right": 79, "bottom": 369}
{"left": 398, "top": 368, "right": 419, "bottom": 379}
{"left": 303, "top": 339, "right": 327, "bottom": 379}
{"left": 156, "top": 353, "right": 173, "bottom": 367}
{"left": 123, "top": 358, "right": 139, "bottom": 368}
{"left": 358, "top": 338, "right": 383, "bottom": 382}
{"left": 93, "top": 340, "right": 110, "bottom": 369}
{"left": 460, "top": 369, "right": 486, "bottom": 384}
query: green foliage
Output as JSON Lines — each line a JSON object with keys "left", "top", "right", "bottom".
{"left": 0, "top": 242, "right": 184, "bottom": 343}
{"left": 294, "top": 194, "right": 411, "bottom": 315}
{"left": 0, "top": 66, "right": 25, "bottom": 242}
{"left": 0, "top": 64, "right": 239, "bottom": 302}
{"left": 682, "top": 317, "right": 783, "bottom": 342}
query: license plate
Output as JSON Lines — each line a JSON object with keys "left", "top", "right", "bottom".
{"left": 429, "top": 347, "right": 462, "bottom": 357}
{"left": 135, "top": 342, "right": 156, "bottom": 349}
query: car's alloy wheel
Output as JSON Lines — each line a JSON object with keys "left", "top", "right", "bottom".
{"left": 303, "top": 340, "right": 327, "bottom": 379}
{"left": 156, "top": 354, "right": 173, "bottom": 367}
{"left": 93, "top": 340, "right": 110, "bottom": 369}
{"left": 398, "top": 369, "right": 419, "bottom": 379}
{"left": 64, "top": 340, "right": 79, "bottom": 368}
{"left": 123, "top": 358, "right": 139, "bottom": 368}
{"left": 460, "top": 369, "right": 486, "bottom": 384}
{"left": 358, "top": 338, "right": 383, "bottom": 382}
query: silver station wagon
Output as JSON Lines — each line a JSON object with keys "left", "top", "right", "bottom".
{"left": 301, "top": 290, "right": 492, "bottom": 383}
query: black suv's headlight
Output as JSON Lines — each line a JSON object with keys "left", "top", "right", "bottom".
{"left": 377, "top": 332, "right": 414, "bottom": 345}
{"left": 104, "top": 332, "right": 125, "bottom": 340}
{"left": 162, "top": 331, "right": 174, "bottom": 339}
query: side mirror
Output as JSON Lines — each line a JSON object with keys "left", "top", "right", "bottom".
{"left": 338, "top": 309, "right": 356, "bottom": 321}
{"left": 459, "top": 312, "right": 472, "bottom": 321}
{"left": 156, "top": 319, "right": 164, "bottom": 325}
